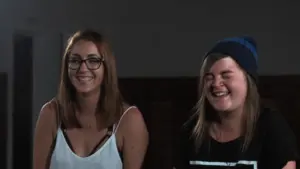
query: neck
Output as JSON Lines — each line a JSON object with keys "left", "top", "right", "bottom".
{"left": 76, "top": 90, "right": 100, "bottom": 115}
{"left": 214, "top": 107, "right": 244, "bottom": 134}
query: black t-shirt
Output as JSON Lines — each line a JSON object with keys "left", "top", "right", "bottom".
{"left": 173, "top": 108, "right": 299, "bottom": 169}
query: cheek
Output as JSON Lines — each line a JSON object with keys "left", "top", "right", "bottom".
{"left": 68, "top": 69, "right": 76, "bottom": 79}
{"left": 230, "top": 80, "right": 247, "bottom": 98}
{"left": 94, "top": 68, "right": 105, "bottom": 82}
{"left": 203, "top": 82, "right": 211, "bottom": 95}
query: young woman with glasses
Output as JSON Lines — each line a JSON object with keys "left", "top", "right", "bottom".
{"left": 33, "top": 30, "right": 149, "bottom": 169}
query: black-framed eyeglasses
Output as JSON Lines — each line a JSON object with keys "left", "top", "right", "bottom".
{"left": 68, "top": 57, "right": 104, "bottom": 70}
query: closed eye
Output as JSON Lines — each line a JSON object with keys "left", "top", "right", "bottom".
{"left": 204, "top": 73, "right": 214, "bottom": 81}
{"left": 222, "top": 74, "right": 231, "bottom": 79}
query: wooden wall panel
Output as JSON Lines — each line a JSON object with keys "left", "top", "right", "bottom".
{"left": 119, "top": 75, "right": 300, "bottom": 169}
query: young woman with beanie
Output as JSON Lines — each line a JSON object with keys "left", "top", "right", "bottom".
{"left": 173, "top": 36, "right": 298, "bottom": 169}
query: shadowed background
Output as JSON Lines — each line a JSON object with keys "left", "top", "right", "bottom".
{"left": 0, "top": 0, "right": 299, "bottom": 169}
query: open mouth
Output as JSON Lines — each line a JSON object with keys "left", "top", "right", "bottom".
{"left": 76, "top": 76, "right": 93, "bottom": 82}
{"left": 211, "top": 91, "right": 230, "bottom": 98}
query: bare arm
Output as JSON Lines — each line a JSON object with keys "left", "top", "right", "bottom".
{"left": 119, "top": 108, "right": 149, "bottom": 169}
{"left": 282, "top": 161, "right": 296, "bottom": 169}
{"left": 33, "top": 101, "right": 57, "bottom": 169}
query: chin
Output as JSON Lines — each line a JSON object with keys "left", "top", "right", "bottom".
{"left": 77, "top": 89, "right": 92, "bottom": 94}
{"left": 75, "top": 86, "right": 99, "bottom": 95}
{"left": 211, "top": 103, "right": 232, "bottom": 112}
{"left": 213, "top": 107, "right": 230, "bottom": 112}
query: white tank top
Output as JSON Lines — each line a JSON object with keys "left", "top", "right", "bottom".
{"left": 49, "top": 106, "right": 136, "bottom": 169}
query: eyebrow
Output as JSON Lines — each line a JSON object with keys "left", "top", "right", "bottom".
{"left": 221, "top": 70, "right": 233, "bottom": 75}
{"left": 69, "top": 53, "right": 101, "bottom": 58}
{"left": 205, "top": 70, "right": 233, "bottom": 76}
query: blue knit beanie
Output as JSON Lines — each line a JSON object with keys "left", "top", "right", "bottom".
{"left": 205, "top": 36, "right": 258, "bottom": 83}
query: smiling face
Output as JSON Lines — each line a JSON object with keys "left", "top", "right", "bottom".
{"left": 204, "top": 57, "right": 247, "bottom": 113}
{"left": 68, "top": 40, "right": 104, "bottom": 94}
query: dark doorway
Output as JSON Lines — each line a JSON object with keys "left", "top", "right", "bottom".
{"left": 0, "top": 72, "right": 8, "bottom": 169}
{"left": 12, "top": 33, "right": 33, "bottom": 169}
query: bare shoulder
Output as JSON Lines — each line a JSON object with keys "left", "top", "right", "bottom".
{"left": 117, "top": 106, "right": 149, "bottom": 168}
{"left": 118, "top": 106, "right": 148, "bottom": 136}
{"left": 34, "top": 99, "right": 59, "bottom": 137}
{"left": 33, "top": 99, "right": 59, "bottom": 169}
{"left": 37, "top": 99, "right": 57, "bottom": 124}
{"left": 123, "top": 106, "right": 144, "bottom": 124}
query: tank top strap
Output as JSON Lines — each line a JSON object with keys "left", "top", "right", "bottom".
{"left": 113, "top": 106, "right": 137, "bottom": 133}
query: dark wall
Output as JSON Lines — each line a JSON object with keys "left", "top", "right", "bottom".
{"left": 0, "top": 72, "right": 8, "bottom": 169}
{"left": 12, "top": 34, "right": 33, "bottom": 169}
{"left": 119, "top": 75, "right": 300, "bottom": 169}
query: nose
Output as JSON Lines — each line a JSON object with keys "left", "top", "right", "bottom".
{"left": 78, "top": 61, "right": 89, "bottom": 72}
{"left": 211, "top": 76, "right": 224, "bottom": 87}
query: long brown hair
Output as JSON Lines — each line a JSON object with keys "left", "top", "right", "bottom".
{"left": 57, "top": 29, "right": 123, "bottom": 128}
{"left": 191, "top": 53, "right": 260, "bottom": 152}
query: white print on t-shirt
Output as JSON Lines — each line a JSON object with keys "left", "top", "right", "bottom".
{"left": 189, "top": 160, "right": 257, "bottom": 169}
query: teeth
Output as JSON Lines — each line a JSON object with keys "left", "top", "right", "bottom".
{"left": 213, "top": 91, "right": 228, "bottom": 97}
{"left": 77, "top": 77, "right": 92, "bottom": 81}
